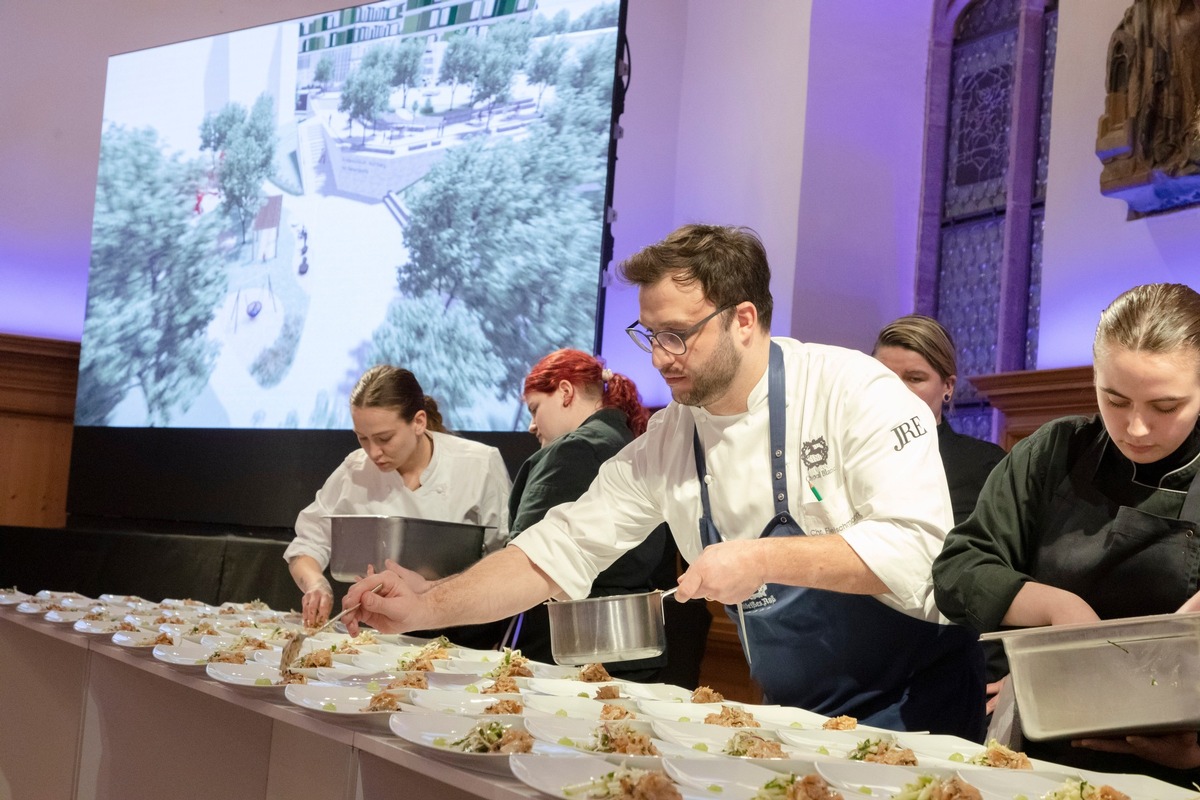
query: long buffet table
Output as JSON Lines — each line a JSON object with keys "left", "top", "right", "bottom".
{"left": 6, "top": 592, "right": 1198, "bottom": 800}
{"left": 0, "top": 608, "right": 542, "bottom": 800}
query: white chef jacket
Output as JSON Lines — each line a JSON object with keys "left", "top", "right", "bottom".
{"left": 511, "top": 337, "right": 954, "bottom": 622}
{"left": 284, "top": 430, "right": 512, "bottom": 569}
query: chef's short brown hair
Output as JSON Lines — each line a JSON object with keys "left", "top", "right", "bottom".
{"left": 618, "top": 224, "right": 773, "bottom": 331}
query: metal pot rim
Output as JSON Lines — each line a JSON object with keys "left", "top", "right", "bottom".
{"left": 547, "top": 589, "right": 666, "bottom": 607}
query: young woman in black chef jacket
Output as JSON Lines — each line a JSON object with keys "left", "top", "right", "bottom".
{"left": 933, "top": 283, "right": 1200, "bottom": 783}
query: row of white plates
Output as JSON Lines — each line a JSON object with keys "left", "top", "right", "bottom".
{"left": 3, "top": 588, "right": 1193, "bottom": 800}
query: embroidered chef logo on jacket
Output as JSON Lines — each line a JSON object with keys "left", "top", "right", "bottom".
{"left": 800, "top": 436, "right": 829, "bottom": 468}
{"left": 891, "top": 416, "right": 928, "bottom": 451}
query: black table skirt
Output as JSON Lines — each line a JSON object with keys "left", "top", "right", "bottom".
{"left": 0, "top": 525, "right": 307, "bottom": 611}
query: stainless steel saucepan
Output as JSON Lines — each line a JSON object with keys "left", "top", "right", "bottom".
{"left": 546, "top": 587, "right": 677, "bottom": 665}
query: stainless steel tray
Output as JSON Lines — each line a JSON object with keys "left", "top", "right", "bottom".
{"left": 327, "top": 515, "right": 490, "bottom": 583}
{"left": 981, "top": 612, "right": 1200, "bottom": 740}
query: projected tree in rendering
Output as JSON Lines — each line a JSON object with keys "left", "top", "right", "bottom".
{"left": 391, "top": 38, "right": 425, "bottom": 108}
{"left": 369, "top": 293, "right": 497, "bottom": 417}
{"left": 528, "top": 37, "right": 567, "bottom": 111}
{"left": 389, "top": 31, "right": 617, "bottom": 424}
{"left": 339, "top": 64, "right": 392, "bottom": 144}
{"left": 77, "top": 126, "right": 226, "bottom": 426}
{"left": 472, "top": 20, "right": 533, "bottom": 128}
{"left": 199, "top": 94, "right": 278, "bottom": 243}
{"left": 439, "top": 34, "right": 480, "bottom": 109}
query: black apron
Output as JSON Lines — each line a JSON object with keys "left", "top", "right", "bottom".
{"left": 1023, "top": 434, "right": 1200, "bottom": 783}
{"left": 693, "top": 343, "right": 985, "bottom": 739}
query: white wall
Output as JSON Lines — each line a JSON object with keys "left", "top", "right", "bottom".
{"left": 1039, "top": 0, "right": 1200, "bottom": 369}
{"left": 597, "top": 0, "right": 688, "bottom": 404}
{"left": 790, "top": 1, "right": 934, "bottom": 353}
{"left": 602, "top": 0, "right": 817, "bottom": 406}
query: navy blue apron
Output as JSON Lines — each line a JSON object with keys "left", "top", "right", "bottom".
{"left": 693, "top": 342, "right": 985, "bottom": 740}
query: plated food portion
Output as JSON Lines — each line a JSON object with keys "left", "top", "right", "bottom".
{"left": 4, "top": 588, "right": 1194, "bottom": 800}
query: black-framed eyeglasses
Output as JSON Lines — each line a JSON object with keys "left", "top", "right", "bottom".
{"left": 625, "top": 304, "right": 736, "bottom": 356}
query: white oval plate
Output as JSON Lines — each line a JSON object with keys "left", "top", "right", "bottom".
{"left": 44, "top": 609, "right": 91, "bottom": 624}
{"left": 736, "top": 704, "right": 831, "bottom": 731}
{"left": 74, "top": 617, "right": 133, "bottom": 635}
{"left": 112, "top": 629, "right": 174, "bottom": 648}
{"left": 960, "top": 769, "right": 1078, "bottom": 800}
{"left": 905, "top": 735, "right": 1065, "bottom": 773}
{"left": 237, "top": 625, "right": 300, "bottom": 645}
{"left": 651, "top": 718, "right": 787, "bottom": 752}
{"left": 774, "top": 727, "right": 876, "bottom": 758}
{"left": 815, "top": 760, "right": 951, "bottom": 798}
{"left": 351, "top": 651, "right": 453, "bottom": 673}
{"left": 526, "top": 663, "right": 587, "bottom": 679}
{"left": 284, "top": 683, "right": 404, "bottom": 729}
{"left": 153, "top": 640, "right": 216, "bottom": 666}
{"left": 408, "top": 688, "right": 528, "bottom": 716}
{"left": 510, "top": 752, "right": 718, "bottom": 800}
{"left": 99, "top": 594, "right": 145, "bottom": 606}
{"left": 618, "top": 682, "right": 694, "bottom": 703}
{"left": 205, "top": 661, "right": 291, "bottom": 689}
{"left": 524, "top": 677, "right": 627, "bottom": 698}
{"left": 252, "top": 646, "right": 349, "bottom": 669}
{"left": 35, "top": 590, "right": 86, "bottom": 601}
{"left": 315, "top": 669, "right": 476, "bottom": 691}
{"left": 159, "top": 598, "right": 220, "bottom": 614}
{"left": 524, "top": 715, "right": 702, "bottom": 769}
{"left": 636, "top": 699, "right": 760, "bottom": 726}
{"left": 662, "top": 754, "right": 802, "bottom": 796}
{"left": 522, "top": 694, "right": 636, "bottom": 721}
{"left": 0, "top": 590, "right": 32, "bottom": 606}
{"left": 16, "top": 601, "right": 51, "bottom": 615}
{"left": 56, "top": 595, "right": 97, "bottom": 609}
{"left": 388, "top": 714, "right": 574, "bottom": 775}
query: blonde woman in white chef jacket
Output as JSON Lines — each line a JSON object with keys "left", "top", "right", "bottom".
{"left": 284, "top": 365, "right": 511, "bottom": 627}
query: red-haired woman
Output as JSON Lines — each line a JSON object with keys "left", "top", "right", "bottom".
{"left": 508, "top": 348, "right": 670, "bottom": 680}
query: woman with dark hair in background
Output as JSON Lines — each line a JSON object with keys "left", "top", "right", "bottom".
{"left": 506, "top": 348, "right": 672, "bottom": 681}
{"left": 873, "top": 315, "right": 1006, "bottom": 527}
{"left": 284, "top": 365, "right": 510, "bottom": 627}
{"left": 934, "top": 284, "right": 1200, "bottom": 783}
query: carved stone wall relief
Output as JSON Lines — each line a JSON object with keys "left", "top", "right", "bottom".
{"left": 1097, "top": 0, "right": 1200, "bottom": 218}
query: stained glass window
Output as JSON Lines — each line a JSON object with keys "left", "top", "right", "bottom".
{"left": 1034, "top": 11, "right": 1058, "bottom": 203}
{"left": 1026, "top": 208, "right": 1044, "bottom": 370}
{"left": 956, "top": 0, "right": 1022, "bottom": 41}
{"left": 943, "top": 29, "right": 1017, "bottom": 220}
{"left": 938, "top": 217, "right": 1005, "bottom": 405}
{"left": 919, "top": 0, "right": 1058, "bottom": 443}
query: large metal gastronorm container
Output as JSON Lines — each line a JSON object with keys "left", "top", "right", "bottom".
{"left": 981, "top": 612, "right": 1200, "bottom": 740}
{"left": 327, "top": 515, "right": 490, "bottom": 583}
